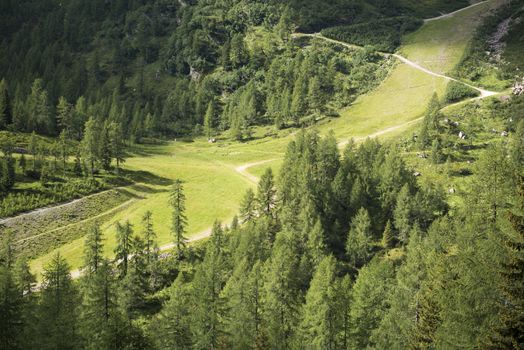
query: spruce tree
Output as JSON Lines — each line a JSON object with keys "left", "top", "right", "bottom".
{"left": 381, "top": 220, "right": 395, "bottom": 249}
{"left": 170, "top": 179, "right": 187, "bottom": 259}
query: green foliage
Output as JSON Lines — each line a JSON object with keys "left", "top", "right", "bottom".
{"left": 444, "top": 81, "right": 479, "bottom": 103}
{"left": 322, "top": 17, "right": 423, "bottom": 52}
{"left": 170, "top": 179, "right": 187, "bottom": 259}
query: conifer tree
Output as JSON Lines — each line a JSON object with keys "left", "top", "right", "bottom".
{"left": 257, "top": 168, "right": 277, "bottom": 219}
{"left": 37, "top": 253, "right": 79, "bottom": 350}
{"left": 191, "top": 223, "right": 228, "bottom": 349}
{"left": 204, "top": 101, "right": 215, "bottom": 140}
{"left": 419, "top": 92, "right": 440, "bottom": 149}
{"left": 262, "top": 231, "right": 302, "bottom": 348}
{"left": 350, "top": 258, "right": 395, "bottom": 349}
{"left": 170, "top": 179, "right": 187, "bottom": 259}
{"left": 0, "top": 266, "right": 23, "bottom": 349}
{"left": 223, "top": 260, "right": 264, "bottom": 349}
{"left": 346, "top": 208, "right": 372, "bottom": 269}
{"left": 0, "top": 79, "right": 12, "bottom": 129}
{"left": 381, "top": 220, "right": 395, "bottom": 249}
{"left": 142, "top": 210, "right": 158, "bottom": 267}
{"left": 80, "top": 260, "right": 128, "bottom": 350}
{"left": 394, "top": 184, "right": 413, "bottom": 245}
{"left": 81, "top": 117, "right": 100, "bottom": 177}
{"left": 109, "top": 121, "right": 126, "bottom": 174}
{"left": 114, "top": 221, "right": 133, "bottom": 278}
{"left": 492, "top": 176, "right": 524, "bottom": 348}
{"left": 240, "top": 188, "right": 257, "bottom": 224}
{"left": 150, "top": 273, "right": 192, "bottom": 349}
{"left": 56, "top": 96, "right": 73, "bottom": 136}
{"left": 83, "top": 223, "right": 104, "bottom": 275}
{"left": 58, "top": 129, "right": 68, "bottom": 177}
{"left": 299, "top": 255, "right": 343, "bottom": 350}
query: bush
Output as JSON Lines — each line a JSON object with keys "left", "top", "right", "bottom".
{"left": 444, "top": 81, "right": 480, "bottom": 103}
{"left": 321, "top": 17, "right": 423, "bottom": 52}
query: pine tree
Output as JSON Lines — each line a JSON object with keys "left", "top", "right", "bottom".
{"left": 394, "top": 184, "right": 413, "bottom": 245}
{"left": 223, "top": 260, "right": 264, "bottom": 349}
{"left": 204, "top": 101, "right": 215, "bottom": 140}
{"left": 100, "top": 122, "right": 113, "bottom": 171}
{"left": 80, "top": 260, "right": 129, "bottom": 350}
{"left": 431, "top": 138, "right": 443, "bottom": 164}
{"left": 381, "top": 220, "right": 395, "bottom": 249}
{"left": 257, "top": 168, "right": 277, "bottom": 219}
{"left": 83, "top": 223, "right": 104, "bottom": 275}
{"left": 191, "top": 223, "right": 228, "bottom": 349}
{"left": 299, "top": 255, "right": 343, "bottom": 350}
{"left": 170, "top": 179, "right": 187, "bottom": 259}
{"left": 350, "top": 258, "right": 395, "bottom": 349}
{"left": 142, "top": 210, "right": 158, "bottom": 267}
{"left": 0, "top": 79, "right": 12, "bottom": 129}
{"left": 262, "top": 231, "right": 302, "bottom": 348}
{"left": 28, "top": 131, "right": 38, "bottom": 172}
{"left": 308, "top": 76, "right": 323, "bottom": 113}
{"left": 240, "top": 188, "right": 257, "bottom": 223}
{"left": 346, "top": 208, "right": 372, "bottom": 269}
{"left": 150, "top": 273, "right": 193, "bottom": 349}
{"left": 492, "top": 176, "right": 524, "bottom": 348}
{"left": 114, "top": 221, "right": 133, "bottom": 278}
{"left": 56, "top": 96, "right": 73, "bottom": 136}
{"left": 37, "top": 253, "right": 79, "bottom": 350}
{"left": 58, "top": 129, "right": 68, "bottom": 177}
{"left": 419, "top": 92, "right": 440, "bottom": 149}
{"left": 109, "top": 121, "right": 125, "bottom": 174}
{"left": 0, "top": 266, "right": 23, "bottom": 349}
{"left": 81, "top": 117, "right": 100, "bottom": 177}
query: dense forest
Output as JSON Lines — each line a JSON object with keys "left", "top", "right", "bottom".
{"left": 1, "top": 91, "right": 523, "bottom": 349}
{"left": 0, "top": 0, "right": 470, "bottom": 139}
{"left": 1, "top": 0, "right": 524, "bottom": 349}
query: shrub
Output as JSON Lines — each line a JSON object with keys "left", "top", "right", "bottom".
{"left": 444, "top": 81, "right": 480, "bottom": 103}
{"left": 321, "top": 17, "right": 423, "bottom": 52}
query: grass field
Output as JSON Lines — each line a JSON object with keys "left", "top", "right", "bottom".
{"left": 28, "top": 0, "right": 504, "bottom": 278}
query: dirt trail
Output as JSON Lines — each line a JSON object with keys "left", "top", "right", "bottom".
{"left": 296, "top": 33, "right": 498, "bottom": 98}
{"left": 67, "top": 159, "right": 272, "bottom": 281}
{"left": 424, "top": 1, "right": 489, "bottom": 23}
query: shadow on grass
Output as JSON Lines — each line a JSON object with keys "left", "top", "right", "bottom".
{"left": 121, "top": 169, "right": 173, "bottom": 187}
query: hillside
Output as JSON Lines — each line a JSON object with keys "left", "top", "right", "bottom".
{"left": 1, "top": 0, "right": 524, "bottom": 349}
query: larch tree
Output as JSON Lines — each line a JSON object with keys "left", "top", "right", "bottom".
{"left": 170, "top": 179, "right": 188, "bottom": 259}
{"left": 114, "top": 221, "right": 133, "bottom": 278}
{"left": 257, "top": 168, "right": 277, "bottom": 219}
{"left": 37, "top": 253, "right": 79, "bottom": 350}
{"left": 81, "top": 117, "right": 100, "bottom": 177}
{"left": 299, "top": 255, "right": 343, "bottom": 350}
{"left": 83, "top": 223, "right": 104, "bottom": 275}
{"left": 346, "top": 207, "right": 372, "bottom": 269}
{"left": 204, "top": 101, "right": 215, "bottom": 140}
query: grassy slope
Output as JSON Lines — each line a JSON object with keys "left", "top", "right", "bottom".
{"left": 29, "top": 1, "right": 502, "bottom": 277}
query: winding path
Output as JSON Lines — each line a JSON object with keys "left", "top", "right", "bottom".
{"left": 424, "top": 1, "right": 490, "bottom": 23}
{"left": 294, "top": 33, "right": 498, "bottom": 98}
